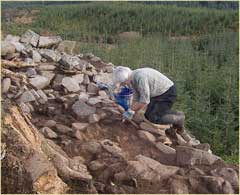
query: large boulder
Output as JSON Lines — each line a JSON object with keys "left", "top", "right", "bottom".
{"left": 176, "top": 146, "right": 221, "bottom": 166}
{"left": 72, "top": 101, "right": 96, "bottom": 118}
{"left": 38, "top": 36, "right": 62, "bottom": 48}
{"left": 20, "top": 30, "right": 40, "bottom": 47}
{"left": 118, "top": 155, "right": 179, "bottom": 183}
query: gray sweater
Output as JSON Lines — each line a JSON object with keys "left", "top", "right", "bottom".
{"left": 131, "top": 68, "right": 174, "bottom": 104}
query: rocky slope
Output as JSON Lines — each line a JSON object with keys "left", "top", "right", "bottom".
{"left": 1, "top": 30, "right": 239, "bottom": 194}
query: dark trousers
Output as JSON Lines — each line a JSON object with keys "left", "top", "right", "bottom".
{"left": 144, "top": 84, "right": 177, "bottom": 124}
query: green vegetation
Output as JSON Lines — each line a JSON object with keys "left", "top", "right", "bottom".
{"left": 2, "top": 2, "right": 239, "bottom": 163}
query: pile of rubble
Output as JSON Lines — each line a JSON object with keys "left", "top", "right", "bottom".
{"left": 1, "top": 30, "right": 239, "bottom": 194}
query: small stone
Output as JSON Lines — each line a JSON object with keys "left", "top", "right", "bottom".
{"left": 93, "top": 72, "right": 113, "bottom": 85}
{"left": 87, "top": 83, "right": 99, "bottom": 94}
{"left": 55, "top": 124, "right": 73, "bottom": 134}
{"left": 98, "top": 90, "right": 108, "bottom": 98}
{"left": 72, "top": 74, "right": 84, "bottom": 84}
{"left": 39, "top": 49, "right": 61, "bottom": 62}
{"left": 45, "top": 120, "right": 57, "bottom": 128}
{"left": 20, "top": 30, "right": 40, "bottom": 47}
{"left": 5, "top": 34, "right": 20, "bottom": 42}
{"left": 72, "top": 122, "right": 89, "bottom": 131}
{"left": 78, "top": 93, "right": 89, "bottom": 102}
{"left": 138, "top": 130, "right": 156, "bottom": 143}
{"left": 37, "top": 89, "right": 48, "bottom": 103}
{"left": 29, "top": 75, "right": 50, "bottom": 89}
{"left": 72, "top": 101, "right": 96, "bottom": 118}
{"left": 19, "top": 90, "right": 36, "bottom": 103}
{"left": 31, "top": 50, "right": 42, "bottom": 62}
{"left": 140, "top": 122, "right": 165, "bottom": 136}
{"left": 1, "top": 41, "right": 16, "bottom": 56}
{"left": 59, "top": 54, "right": 87, "bottom": 70}
{"left": 39, "top": 71, "right": 55, "bottom": 82}
{"left": 19, "top": 102, "right": 31, "bottom": 113}
{"left": 37, "top": 64, "right": 56, "bottom": 71}
{"left": 91, "top": 56, "right": 101, "bottom": 62}
{"left": 62, "top": 77, "right": 80, "bottom": 92}
{"left": 56, "top": 40, "right": 76, "bottom": 54}
{"left": 74, "top": 130, "right": 84, "bottom": 140}
{"left": 89, "top": 114, "right": 101, "bottom": 123}
{"left": 87, "top": 97, "right": 101, "bottom": 105}
{"left": 38, "top": 36, "right": 62, "bottom": 48}
{"left": 2, "top": 78, "right": 11, "bottom": 93}
{"left": 83, "top": 74, "right": 90, "bottom": 85}
{"left": 89, "top": 160, "right": 106, "bottom": 171}
{"left": 41, "top": 127, "right": 58, "bottom": 139}
{"left": 26, "top": 68, "right": 37, "bottom": 77}
{"left": 79, "top": 85, "right": 86, "bottom": 92}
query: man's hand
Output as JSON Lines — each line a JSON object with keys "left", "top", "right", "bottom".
{"left": 123, "top": 109, "right": 135, "bottom": 120}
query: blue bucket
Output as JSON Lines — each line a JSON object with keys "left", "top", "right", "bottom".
{"left": 114, "top": 86, "right": 133, "bottom": 111}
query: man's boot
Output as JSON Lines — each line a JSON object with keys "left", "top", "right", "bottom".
{"left": 160, "top": 111, "right": 198, "bottom": 144}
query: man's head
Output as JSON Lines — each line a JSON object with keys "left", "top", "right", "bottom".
{"left": 113, "top": 66, "right": 132, "bottom": 86}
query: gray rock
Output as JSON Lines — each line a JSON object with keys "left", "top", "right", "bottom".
{"left": 19, "top": 102, "right": 31, "bottom": 113}
{"left": 72, "top": 74, "right": 84, "bottom": 84}
{"left": 87, "top": 83, "right": 99, "bottom": 94}
{"left": 39, "top": 71, "right": 55, "bottom": 83}
{"left": 30, "top": 89, "right": 40, "bottom": 99}
{"left": 26, "top": 68, "right": 37, "bottom": 77}
{"left": 2, "top": 78, "right": 11, "bottom": 93}
{"left": 125, "top": 155, "right": 179, "bottom": 183}
{"left": 176, "top": 146, "right": 221, "bottom": 166}
{"left": 19, "top": 90, "right": 36, "bottom": 103}
{"left": 72, "top": 101, "right": 96, "bottom": 118}
{"left": 138, "top": 130, "right": 156, "bottom": 143}
{"left": 56, "top": 40, "right": 76, "bottom": 54}
{"left": 24, "top": 58, "right": 34, "bottom": 64}
{"left": 72, "top": 122, "right": 89, "bottom": 131}
{"left": 31, "top": 50, "right": 42, "bottom": 62}
{"left": 38, "top": 36, "right": 62, "bottom": 48}
{"left": 59, "top": 54, "right": 87, "bottom": 70}
{"left": 55, "top": 124, "right": 73, "bottom": 134}
{"left": 10, "top": 41, "right": 25, "bottom": 52}
{"left": 62, "top": 77, "right": 80, "bottom": 92}
{"left": 1, "top": 41, "right": 15, "bottom": 56}
{"left": 53, "top": 74, "right": 65, "bottom": 89}
{"left": 41, "top": 127, "right": 58, "bottom": 139}
{"left": 169, "top": 177, "right": 189, "bottom": 194}
{"left": 29, "top": 75, "right": 50, "bottom": 89}
{"left": 100, "top": 139, "right": 126, "bottom": 159}
{"left": 74, "top": 130, "right": 85, "bottom": 140}
{"left": 211, "top": 167, "right": 239, "bottom": 191}
{"left": 87, "top": 97, "right": 101, "bottom": 105}
{"left": 79, "top": 85, "right": 87, "bottom": 92}
{"left": 37, "top": 64, "right": 56, "bottom": 71}
{"left": 89, "top": 160, "right": 106, "bottom": 171}
{"left": 45, "top": 120, "right": 57, "bottom": 128}
{"left": 88, "top": 114, "right": 101, "bottom": 123}
{"left": 81, "top": 141, "right": 103, "bottom": 157}
{"left": 37, "top": 89, "right": 48, "bottom": 103}
{"left": 83, "top": 74, "right": 90, "bottom": 85}
{"left": 93, "top": 72, "right": 113, "bottom": 85}
{"left": 98, "top": 90, "right": 108, "bottom": 98}
{"left": 5, "top": 34, "right": 20, "bottom": 42}
{"left": 20, "top": 30, "right": 40, "bottom": 47}
{"left": 39, "top": 49, "right": 61, "bottom": 62}
{"left": 78, "top": 93, "right": 89, "bottom": 102}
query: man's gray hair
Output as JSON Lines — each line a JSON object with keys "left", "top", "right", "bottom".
{"left": 113, "top": 66, "right": 132, "bottom": 84}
